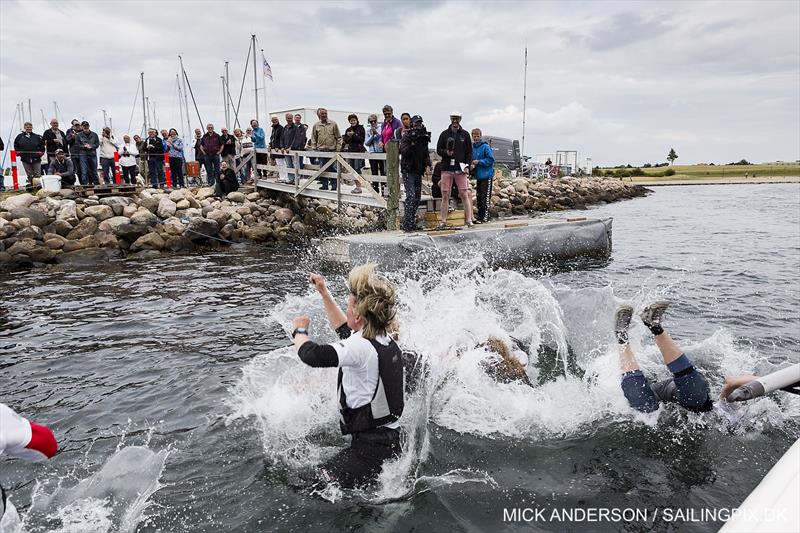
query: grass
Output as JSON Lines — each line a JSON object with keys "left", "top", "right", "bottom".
{"left": 598, "top": 162, "right": 800, "bottom": 182}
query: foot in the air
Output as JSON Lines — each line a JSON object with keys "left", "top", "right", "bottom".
{"left": 640, "top": 300, "right": 670, "bottom": 335}
{"left": 614, "top": 304, "right": 633, "bottom": 344}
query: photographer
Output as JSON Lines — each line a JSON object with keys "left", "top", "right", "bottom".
{"left": 399, "top": 115, "right": 431, "bottom": 232}
{"left": 291, "top": 265, "right": 404, "bottom": 489}
{"left": 435, "top": 112, "right": 474, "bottom": 228}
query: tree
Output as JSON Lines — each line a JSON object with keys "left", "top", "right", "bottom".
{"left": 667, "top": 148, "right": 678, "bottom": 165}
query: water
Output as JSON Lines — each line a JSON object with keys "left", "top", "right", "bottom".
{"left": 1, "top": 184, "right": 798, "bottom": 532}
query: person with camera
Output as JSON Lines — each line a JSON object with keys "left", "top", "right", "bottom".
{"left": 470, "top": 128, "right": 495, "bottom": 224}
{"left": 342, "top": 114, "right": 366, "bottom": 193}
{"left": 291, "top": 265, "right": 404, "bottom": 489}
{"left": 399, "top": 115, "right": 431, "bottom": 232}
{"left": 436, "top": 112, "right": 474, "bottom": 228}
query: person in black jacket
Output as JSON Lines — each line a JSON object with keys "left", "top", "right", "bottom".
{"left": 14, "top": 122, "right": 45, "bottom": 186}
{"left": 399, "top": 115, "right": 431, "bottom": 232}
{"left": 144, "top": 128, "right": 165, "bottom": 187}
{"left": 343, "top": 114, "right": 366, "bottom": 193}
{"left": 66, "top": 120, "right": 84, "bottom": 184}
{"left": 435, "top": 112, "right": 474, "bottom": 228}
{"left": 76, "top": 121, "right": 100, "bottom": 185}
{"left": 215, "top": 160, "right": 239, "bottom": 197}
{"left": 42, "top": 118, "right": 68, "bottom": 167}
{"left": 47, "top": 149, "right": 76, "bottom": 187}
{"left": 269, "top": 116, "right": 288, "bottom": 182}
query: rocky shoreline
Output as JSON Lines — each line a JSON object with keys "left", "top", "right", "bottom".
{"left": 0, "top": 177, "right": 648, "bottom": 270}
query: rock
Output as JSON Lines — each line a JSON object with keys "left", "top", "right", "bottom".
{"left": 169, "top": 190, "right": 186, "bottom": 202}
{"left": 83, "top": 199, "right": 99, "bottom": 207}
{"left": 164, "top": 235, "right": 194, "bottom": 252}
{"left": 244, "top": 225, "right": 273, "bottom": 241}
{"left": 66, "top": 217, "right": 99, "bottom": 240}
{"left": 1, "top": 193, "right": 36, "bottom": 210}
{"left": 14, "top": 218, "right": 31, "bottom": 229}
{"left": 275, "top": 208, "right": 294, "bottom": 223}
{"left": 184, "top": 218, "right": 219, "bottom": 241}
{"left": 59, "top": 189, "right": 77, "bottom": 199}
{"left": 196, "top": 187, "right": 216, "bottom": 200}
{"left": 63, "top": 235, "right": 98, "bottom": 252}
{"left": 50, "top": 220, "right": 73, "bottom": 237}
{"left": 122, "top": 204, "right": 138, "bottom": 218}
{"left": 56, "top": 248, "right": 109, "bottom": 265}
{"left": 114, "top": 223, "right": 150, "bottom": 242}
{"left": 161, "top": 217, "right": 186, "bottom": 236}
{"left": 157, "top": 197, "right": 177, "bottom": 218}
{"left": 246, "top": 192, "right": 261, "bottom": 201}
{"left": 84, "top": 205, "right": 115, "bottom": 221}
{"left": 100, "top": 196, "right": 131, "bottom": 216}
{"left": 6, "top": 238, "right": 39, "bottom": 256}
{"left": 129, "top": 250, "right": 162, "bottom": 260}
{"left": 186, "top": 195, "right": 201, "bottom": 209}
{"left": 94, "top": 231, "right": 118, "bottom": 248}
{"left": 139, "top": 197, "right": 160, "bottom": 213}
{"left": 15, "top": 226, "right": 43, "bottom": 241}
{"left": 175, "top": 199, "right": 190, "bottom": 210}
{"left": 9, "top": 206, "right": 48, "bottom": 228}
{"left": 98, "top": 216, "right": 132, "bottom": 233}
{"left": 57, "top": 200, "right": 79, "bottom": 225}
{"left": 207, "top": 209, "right": 230, "bottom": 226}
{"left": 130, "top": 208, "right": 159, "bottom": 227}
{"left": 130, "top": 232, "right": 165, "bottom": 251}
{"left": 290, "top": 221, "right": 307, "bottom": 235}
{"left": 227, "top": 191, "right": 246, "bottom": 203}
{"left": 44, "top": 235, "right": 67, "bottom": 249}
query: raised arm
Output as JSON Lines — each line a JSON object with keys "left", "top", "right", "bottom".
{"left": 309, "top": 273, "right": 347, "bottom": 329}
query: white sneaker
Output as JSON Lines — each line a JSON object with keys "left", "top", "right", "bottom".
{"left": 351, "top": 187, "right": 362, "bottom": 194}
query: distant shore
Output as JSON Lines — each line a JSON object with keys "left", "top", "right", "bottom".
{"left": 627, "top": 176, "right": 800, "bottom": 186}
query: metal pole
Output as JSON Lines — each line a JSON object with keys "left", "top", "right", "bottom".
{"left": 153, "top": 101, "right": 158, "bottom": 131}
{"left": 225, "top": 61, "right": 231, "bottom": 130}
{"left": 251, "top": 34, "right": 259, "bottom": 126}
{"left": 221, "top": 76, "right": 228, "bottom": 129}
{"left": 179, "top": 56, "right": 192, "bottom": 136}
{"left": 521, "top": 45, "right": 528, "bottom": 171}
{"left": 177, "top": 74, "right": 185, "bottom": 140}
{"left": 261, "top": 48, "right": 268, "bottom": 118}
{"left": 53, "top": 101, "right": 58, "bottom": 123}
{"left": 146, "top": 97, "right": 151, "bottom": 131}
{"left": 103, "top": 109, "right": 108, "bottom": 128}
{"left": 141, "top": 72, "right": 148, "bottom": 133}
{"left": 27, "top": 98, "right": 32, "bottom": 125}
{"left": 40, "top": 109, "right": 47, "bottom": 130}
{"left": 109, "top": 117, "right": 113, "bottom": 133}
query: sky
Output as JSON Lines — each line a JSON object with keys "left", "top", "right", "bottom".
{"left": 1, "top": 0, "right": 798, "bottom": 167}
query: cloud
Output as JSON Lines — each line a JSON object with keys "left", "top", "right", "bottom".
{"left": 473, "top": 103, "right": 592, "bottom": 135}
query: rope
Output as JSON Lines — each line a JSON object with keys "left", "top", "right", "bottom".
{"left": 183, "top": 227, "right": 235, "bottom": 244}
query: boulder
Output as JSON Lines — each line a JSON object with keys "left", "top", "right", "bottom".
{"left": 84, "top": 205, "right": 115, "bottom": 221}
{"left": 50, "top": 219, "right": 73, "bottom": 237}
{"left": 184, "top": 218, "right": 219, "bottom": 241}
{"left": 66, "top": 217, "right": 99, "bottom": 240}
{"left": 157, "top": 197, "right": 177, "bottom": 218}
{"left": 1, "top": 193, "right": 36, "bottom": 210}
{"left": 175, "top": 199, "right": 190, "bottom": 210}
{"left": 162, "top": 217, "right": 186, "bottom": 236}
{"left": 169, "top": 189, "right": 187, "bottom": 202}
{"left": 56, "top": 200, "right": 79, "bottom": 225}
{"left": 164, "top": 235, "right": 194, "bottom": 252}
{"left": 10, "top": 206, "right": 49, "bottom": 228}
{"left": 196, "top": 187, "right": 216, "bottom": 200}
{"left": 98, "top": 216, "right": 131, "bottom": 233}
{"left": 130, "top": 232, "right": 165, "bottom": 251}
{"left": 246, "top": 192, "right": 261, "bottom": 201}
{"left": 114, "top": 223, "right": 150, "bottom": 242}
{"left": 94, "top": 230, "right": 118, "bottom": 248}
{"left": 244, "top": 225, "right": 273, "bottom": 241}
{"left": 207, "top": 209, "right": 230, "bottom": 226}
{"left": 59, "top": 189, "right": 78, "bottom": 200}
{"left": 100, "top": 196, "right": 131, "bottom": 216}
{"left": 44, "top": 235, "right": 67, "bottom": 250}
{"left": 63, "top": 235, "right": 98, "bottom": 252}
{"left": 130, "top": 208, "right": 158, "bottom": 226}
{"left": 186, "top": 195, "right": 201, "bottom": 209}
{"left": 56, "top": 248, "right": 110, "bottom": 265}
{"left": 139, "top": 197, "right": 160, "bottom": 213}
{"left": 6, "top": 238, "right": 39, "bottom": 256}
{"left": 275, "top": 208, "right": 294, "bottom": 223}
{"left": 227, "top": 191, "right": 246, "bottom": 203}
{"left": 15, "top": 226, "right": 44, "bottom": 241}
{"left": 122, "top": 204, "right": 138, "bottom": 218}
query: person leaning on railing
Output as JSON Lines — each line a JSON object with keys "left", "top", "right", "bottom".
{"left": 290, "top": 113, "right": 307, "bottom": 170}
{"left": 308, "top": 108, "right": 342, "bottom": 191}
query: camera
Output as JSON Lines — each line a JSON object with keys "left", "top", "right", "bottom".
{"left": 407, "top": 125, "right": 430, "bottom": 143}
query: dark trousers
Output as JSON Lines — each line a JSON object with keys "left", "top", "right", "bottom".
{"left": 203, "top": 154, "right": 220, "bottom": 185}
{"left": 215, "top": 179, "right": 238, "bottom": 197}
{"left": 621, "top": 354, "right": 712, "bottom": 413}
{"left": 402, "top": 172, "right": 422, "bottom": 231}
{"left": 80, "top": 154, "right": 99, "bottom": 185}
{"left": 369, "top": 159, "right": 385, "bottom": 194}
{"left": 100, "top": 157, "right": 115, "bottom": 184}
{"left": 71, "top": 155, "right": 84, "bottom": 184}
{"left": 147, "top": 157, "right": 165, "bottom": 187}
{"left": 317, "top": 155, "right": 337, "bottom": 190}
{"left": 255, "top": 152, "right": 268, "bottom": 177}
{"left": 170, "top": 157, "right": 185, "bottom": 187}
{"left": 475, "top": 178, "right": 493, "bottom": 222}
{"left": 121, "top": 165, "right": 137, "bottom": 184}
{"left": 317, "top": 428, "right": 401, "bottom": 489}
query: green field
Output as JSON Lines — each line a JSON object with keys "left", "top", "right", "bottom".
{"left": 598, "top": 162, "right": 800, "bottom": 181}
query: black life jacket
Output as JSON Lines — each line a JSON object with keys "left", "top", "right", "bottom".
{"left": 338, "top": 338, "right": 404, "bottom": 435}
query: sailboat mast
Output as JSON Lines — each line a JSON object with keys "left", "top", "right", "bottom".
{"left": 251, "top": 34, "right": 259, "bottom": 125}
{"left": 141, "top": 72, "right": 148, "bottom": 133}
{"left": 521, "top": 45, "right": 528, "bottom": 174}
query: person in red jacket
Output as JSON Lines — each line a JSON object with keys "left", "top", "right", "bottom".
{"left": 1, "top": 403, "right": 58, "bottom": 522}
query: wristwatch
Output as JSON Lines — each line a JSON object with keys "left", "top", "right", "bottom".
{"left": 292, "top": 327, "right": 308, "bottom": 338}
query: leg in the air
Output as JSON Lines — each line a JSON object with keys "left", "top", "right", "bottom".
{"left": 616, "top": 304, "right": 660, "bottom": 412}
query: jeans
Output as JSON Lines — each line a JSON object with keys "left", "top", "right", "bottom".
{"left": 170, "top": 157, "right": 185, "bottom": 187}
{"left": 22, "top": 161, "right": 42, "bottom": 187}
{"left": 203, "top": 154, "right": 220, "bottom": 185}
{"left": 100, "top": 157, "right": 116, "bottom": 184}
{"left": 121, "top": 165, "right": 137, "bottom": 184}
{"left": 71, "top": 155, "right": 84, "bottom": 184}
{"left": 317, "top": 155, "right": 337, "bottom": 190}
{"left": 475, "top": 178, "right": 493, "bottom": 222}
{"left": 621, "top": 354, "right": 712, "bottom": 413}
{"left": 147, "top": 157, "right": 165, "bottom": 188}
{"left": 80, "top": 154, "right": 99, "bottom": 185}
{"left": 402, "top": 172, "right": 422, "bottom": 231}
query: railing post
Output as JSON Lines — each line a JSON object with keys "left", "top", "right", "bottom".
{"left": 113, "top": 151, "right": 121, "bottom": 185}
{"left": 385, "top": 142, "right": 400, "bottom": 230}
{"left": 163, "top": 152, "right": 172, "bottom": 188}
{"left": 336, "top": 154, "right": 343, "bottom": 213}
{"left": 293, "top": 151, "right": 300, "bottom": 186}
{"left": 10, "top": 150, "right": 19, "bottom": 191}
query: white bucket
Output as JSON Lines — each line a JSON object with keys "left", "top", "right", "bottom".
{"left": 41, "top": 175, "right": 62, "bottom": 192}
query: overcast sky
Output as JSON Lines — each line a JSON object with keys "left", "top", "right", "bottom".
{"left": 1, "top": 0, "right": 798, "bottom": 166}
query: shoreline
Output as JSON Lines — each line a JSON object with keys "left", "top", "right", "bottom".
{"left": 628, "top": 176, "right": 800, "bottom": 186}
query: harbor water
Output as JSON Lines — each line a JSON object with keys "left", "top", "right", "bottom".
{"left": 1, "top": 184, "right": 798, "bottom": 532}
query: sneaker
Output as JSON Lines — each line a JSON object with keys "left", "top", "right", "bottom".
{"left": 614, "top": 305, "right": 633, "bottom": 336}
{"left": 435, "top": 223, "right": 448, "bottom": 230}
{"left": 320, "top": 184, "right": 329, "bottom": 191}
{"left": 448, "top": 200, "right": 456, "bottom": 213}
{"left": 351, "top": 187, "right": 362, "bottom": 194}
{"left": 640, "top": 300, "right": 671, "bottom": 328}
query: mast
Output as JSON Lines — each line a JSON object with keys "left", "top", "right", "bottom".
{"left": 145, "top": 97, "right": 151, "bottom": 131}
{"left": 53, "top": 101, "right": 58, "bottom": 123}
{"left": 261, "top": 48, "right": 268, "bottom": 119}
{"left": 177, "top": 74, "right": 185, "bottom": 139}
{"left": 103, "top": 109, "right": 108, "bottom": 128}
{"left": 521, "top": 45, "right": 528, "bottom": 174}
{"left": 27, "top": 99, "right": 32, "bottom": 125}
{"left": 179, "top": 56, "right": 192, "bottom": 137}
{"left": 251, "top": 34, "right": 259, "bottom": 125}
{"left": 40, "top": 109, "right": 47, "bottom": 130}
{"left": 141, "top": 72, "right": 148, "bottom": 133}
{"left": 224, "top": 61, "right": 231, "bottom": 129}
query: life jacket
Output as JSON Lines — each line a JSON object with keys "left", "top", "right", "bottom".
{"left": 338, "top": 338, "right": 404, "bottom": 435}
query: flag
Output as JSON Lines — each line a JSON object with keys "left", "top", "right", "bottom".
{"left": 262, "top": 52, "right": 273, "bottom": 82}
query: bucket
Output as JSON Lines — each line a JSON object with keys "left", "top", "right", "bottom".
{"left": 187, "top": 161, "right": 201, "bottom": 177}
{"left": 41, "top": 175, "right": 62, "bottom": 192}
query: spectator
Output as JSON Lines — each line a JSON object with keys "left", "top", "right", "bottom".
{"left": 269, "top": 115, "right": 289, "bottom": 183}
{"left": 160, "top": 128, "right": 169, "bottom": 152}
{"left": 436, "top": 112, "right": 474, "bottom": 228}
{"left": 470, "top": 128, "right": 495, "bottom": 224}
{"left": 47, "top": 148, "right": 76, "bottom": 188}
{"left": 65, "top": 119, "right": 84, "bottom": 184}
{"left": 192, "top": 128, "right": 205, "bottom": 183}
{"left": 0, "top": 136, "right": 4, "bottom": 190}
{"left": 134, "top": 134, "right": 148, "bottom": 182}
{"left": 219, "top": 127, "right": 236, "bottom": 172}
{"left": 399, "top": 115, "right": 431, "bottom": 232}
{"left": 98, "top": 127, "right": 119, "bottom": 184}
{"left": 42, "top": 118, "right": 68, "bottom": 167}
{"left": 281, "top": 112, "right": 297, "bottom": 180}
{"left": 201, "top": 123, "right": 222, "bottom": 185}
{"left": 250, "top": 119, "right": 267, "bottom": 177}
{"left": 14, "top": 122, "right": 45, "bottom": 187}
{"left": 290, "top": 113, "right": 307, "bottom": 169}
{"left": 342, "top": 114, "right": 366, "bottom": 193}
{"left": 119, "top": 134, "right": 139, "bottom": 184}
{"left": 379, "top": 105, "right": 402, "bottom": 151}
{"left": 364, "top": 113, "right": 384, "bottom": 186}
{"left": 396, "top": 113, "right": 411, "bottom": 141}
{"left": 308, "top": 107, "right": 341, "bottom": 190}
{"left": 77, "top": 121, "right": 100, "bottom": 186}
{"left": 215, "top": 160, "right": 239, "bottom": 197}
{"left": 144, "top": 128, "right": 165, "bottom": 187}
{"left": 240, "top": 127, "right": 254, "bottom": 183}
{"left": 167, "top": 128, "right": 185, "bottom": 188}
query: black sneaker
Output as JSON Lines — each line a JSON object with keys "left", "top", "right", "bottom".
{"left": 640, "top": 300, "right": 671, "bottom": 329}
{"left": 614, "top": 305, "right": 633, "bottom": 343}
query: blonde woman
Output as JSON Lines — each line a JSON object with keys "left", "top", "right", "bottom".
{"left": 291, "top": 264, "right": 404, "bottom": 488}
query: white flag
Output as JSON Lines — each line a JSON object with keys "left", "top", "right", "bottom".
{"left": 262, "top": 53, "right": 273, "bottom": 82}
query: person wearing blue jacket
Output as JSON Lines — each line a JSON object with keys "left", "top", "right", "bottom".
{"left": 250, "top": 119, "right": 267, "bottom": 177}
{"left": 470, "top": 128, "right": 495, "bottom": 223}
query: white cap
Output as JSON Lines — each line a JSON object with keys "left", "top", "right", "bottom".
{"left": 449, "top": 111, "right": 462, "bottom": 117}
